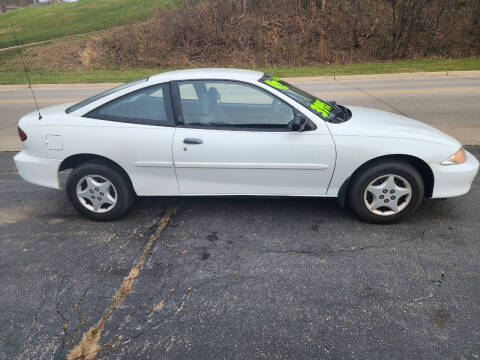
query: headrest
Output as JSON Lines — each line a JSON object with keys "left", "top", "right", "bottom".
{"left": 207, "top": 87, "right": 220, "bottom": 104}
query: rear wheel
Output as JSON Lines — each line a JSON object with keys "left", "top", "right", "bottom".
{"left": 66, "top": 162, "right": 134, "bottom": 221}
{"left": 347, "top": 161, "right": 424, "bottom": 224}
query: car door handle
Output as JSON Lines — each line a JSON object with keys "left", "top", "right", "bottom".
{"left": 183, "top": 138, "right": 203, "bottom": 145}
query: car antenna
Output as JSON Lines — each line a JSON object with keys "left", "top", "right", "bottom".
{"left": 9, "top": 21, "right": 42, "bottom": 119}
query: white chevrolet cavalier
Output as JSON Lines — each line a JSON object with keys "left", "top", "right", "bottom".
{"left": 14, "top": 69, "right": 479, "bottom": 223}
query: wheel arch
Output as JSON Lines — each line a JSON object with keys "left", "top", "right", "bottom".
{"left": 59, "top": 153, "right": 135, "bottom": 194}
{"left": 337, "top": 154, "right": 434, "bottom": 206}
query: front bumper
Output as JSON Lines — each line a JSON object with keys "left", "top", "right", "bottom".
{"left": 14, "top": 151, "right": 61, "bottom": 190}
{"left": 430, "top": 150, "right": 479, "bottom": 198}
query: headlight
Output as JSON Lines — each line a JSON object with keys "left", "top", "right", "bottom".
{"left": 440, "top": 148, "right": 467, "bottom": 165}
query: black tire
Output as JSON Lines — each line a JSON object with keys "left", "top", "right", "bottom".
{"left": 66, "top": 161, "right": 135, "bottom": 221}
{"left": 347, "top": 160, "right": 424, "bottom": 224}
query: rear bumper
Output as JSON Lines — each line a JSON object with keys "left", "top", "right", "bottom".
{"left": 430, "top": 150, "right": 479, "bottom": 198}
{"left": 14, "top": 151, "right": 61, "bottom": 190}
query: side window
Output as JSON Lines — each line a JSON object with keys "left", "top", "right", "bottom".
{"left": 177, "top": 80, "right": 295, "bottom": 130}
{"left": 179, "top": 83, "right": 199, "bottom": 100}
{"left": 86, "top": 83, "right": 174, "bottom": 126}
{"left": 178, "top": 82, "right": 202, "bottom": 124}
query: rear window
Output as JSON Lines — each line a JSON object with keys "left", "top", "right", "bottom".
{"left": 65, "top": 78, "right": 148, "bottom": 114}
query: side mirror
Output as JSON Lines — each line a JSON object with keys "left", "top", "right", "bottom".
{"left": 290, "top": 114, "right": 308, "bottom": 131}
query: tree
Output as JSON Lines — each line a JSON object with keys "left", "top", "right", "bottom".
{"left": 389, "top": 0, "right": 424, "bottom": 58}
{"left": 0, "top": 0, "right": 7, "bottom": 14}
{"left": 241, "top": 0, "right": 247, "bottom": 14}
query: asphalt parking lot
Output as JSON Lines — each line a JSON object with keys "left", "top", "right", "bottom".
{"left": 1, "top": 147, "right": 479, "bottom": 359}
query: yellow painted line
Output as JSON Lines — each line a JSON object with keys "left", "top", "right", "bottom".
{"left": 315, "top": 87, "right": 480, "bottom": 97}
{"left": 0, "top": 99, "right": 80, "bottom": 104}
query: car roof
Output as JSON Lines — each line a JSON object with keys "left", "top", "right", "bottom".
{"left": 147, "top": 68, "right": 265, "bottom": 84}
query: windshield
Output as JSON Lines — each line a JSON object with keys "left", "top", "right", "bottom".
{"left": 65, "top": 78, "right": 148, "bottom": 114}
{"left": 260, "top": 75, "right": 349, "bottom": 122}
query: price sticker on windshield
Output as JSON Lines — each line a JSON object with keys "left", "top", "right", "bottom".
{"left": 264, "top": 77, "right": 289, "bottom": 90}
{"left": 310, "top": 99, "right": 332, "bottom": 118}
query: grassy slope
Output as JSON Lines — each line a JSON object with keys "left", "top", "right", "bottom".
{"left": 0, "top": 0, "right": 181, "bottom": 49}
{"left": 0, "top": 58, "right": 479, "bottom": 84}
{"left": 264, "top": 58, "right": 480, "bottom": 77}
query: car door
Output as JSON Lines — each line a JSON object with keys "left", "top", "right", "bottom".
{"left": 82, "top": 83, "right": 179, "bottom": 196}
{"left": 171, "top": 80, "right": 336, "bottom": 196}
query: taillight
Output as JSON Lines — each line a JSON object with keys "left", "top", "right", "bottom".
{"left": 18, "top": 127, "right": 27, "bottom": 142}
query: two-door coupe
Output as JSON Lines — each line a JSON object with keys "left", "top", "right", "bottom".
{"left": 14, "top": 69, "right": 479, "bottom": 223}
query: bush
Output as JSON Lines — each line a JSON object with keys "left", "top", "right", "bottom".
{"left": 82, "top": 0, "right": 480, "bottom": 69}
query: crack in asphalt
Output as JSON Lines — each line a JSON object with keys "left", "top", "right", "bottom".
{"left": 92, "top": 246, "right": 220, "bottom": 356}
{"left": 67, "top": 207, "right": 176, "bottom": 360}
{"left": 33, "top": 285, "right": 50, "bottom": 326}
{"left": 72, "top": 268, "right": 194, "bottom": 359}
{"left": 54, "top": 276, "right": 70, "bottom": 360}
{"left": 258, "top": 237, "right": 416, "bottom": 258}
{"left": 70, "top": 284, "right": 92, "bottom": 348}
{"left": 117, "top": 250, "right": 179, "bottom": 327}
{"left": 97, "top": 286, "right": 198, "bottom": 355}
{"left": 412, "top": 237, "right": 435, "bottom": 299}
{"left": 47, "top": 222, "right": 146, "bottom": 356}
{"left": 50, "top": 218, "right": 180, "bottom": 359}
{"left": 104, "top": 225, "right": 119, "bottom": 243}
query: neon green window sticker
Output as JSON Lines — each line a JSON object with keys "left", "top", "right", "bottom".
{"left": 310, "top": 99, "right": 332, "bottom": 118}
{"left": 264, "top": 78, "right": 289, "bottom": 90}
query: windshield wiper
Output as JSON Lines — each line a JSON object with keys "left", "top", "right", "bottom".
{"left": 329, "top": 101, "right": 345, "bottom": 118}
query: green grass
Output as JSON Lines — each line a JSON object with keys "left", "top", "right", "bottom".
{"left": 261, "top": 58, "right": 480, "bottom": 77}
{"left": 0, "top": 0, "right": 181, "bottom": 49}
{"left": 0, "top": 68, "right": 167, "bottom": 84}
{"left": 0, "top": 58, "right": 479, "bottom": 85}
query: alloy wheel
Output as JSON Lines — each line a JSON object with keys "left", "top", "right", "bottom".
{"left": 76, "top": 175, "right": 118, "bottom": 213}
{"left": 363, "top": 174, "right": 412, "bottom": 216}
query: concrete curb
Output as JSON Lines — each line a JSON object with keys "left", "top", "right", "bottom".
{"left": 0, "top": 70, "right": 479, "bottom": 89}
{"left": 285, "top": 70, "right": 480, "bottom": 83}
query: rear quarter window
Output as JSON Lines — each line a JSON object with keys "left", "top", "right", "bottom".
{"left": 66, "top": 78, "right": 148, "bottom": 114}
{"left": 84, "top": 83, "right": 174, "bottom": 126}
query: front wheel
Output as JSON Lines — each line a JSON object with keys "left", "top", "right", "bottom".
{"left": 66, "top": 162, "right": 134, "bottom": 221}
{"left": 347, "top": 161, "right": 425, "bottom": 224}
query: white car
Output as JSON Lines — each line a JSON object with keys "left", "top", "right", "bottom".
{"left": 14, "top": 68, "right": 479, "bottom": 223}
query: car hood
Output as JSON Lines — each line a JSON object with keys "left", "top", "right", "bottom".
{"left": 327, "top": 106, "right": 461, "bottom": 149}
